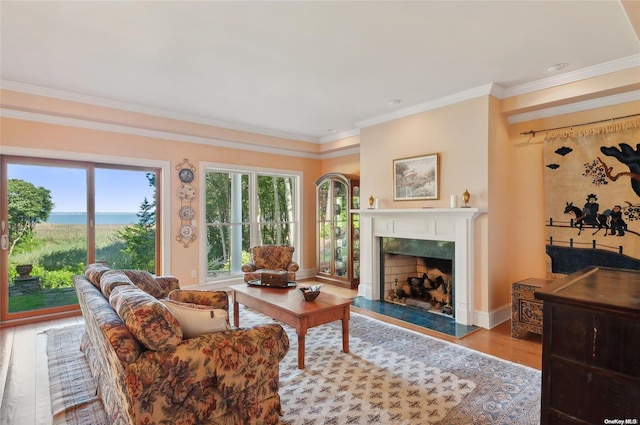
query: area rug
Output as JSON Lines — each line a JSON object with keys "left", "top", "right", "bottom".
{"left": 46, "top": 324, "right": 108, "bottom": 425}
{"left": 47, "top": 308, "right": 540, "bottom": 424}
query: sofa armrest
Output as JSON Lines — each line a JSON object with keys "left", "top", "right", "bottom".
{"left": 127, "top": 323, "right": 289, "bottom": 402}
{"left": 241, "top": 262, "right": 256, "bottom": 273}
{"left": 167, "top": 289, "right": 229, "bottom": 311}
{"left": 154, "top": 276, "right": 180, "bottom": 295}
{"left": 287, "top": 261, "right": 299, "bottom": 273}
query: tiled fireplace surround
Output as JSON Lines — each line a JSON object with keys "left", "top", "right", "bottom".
{"left": 356, "top": 208, "right": 486, "bottom": 326}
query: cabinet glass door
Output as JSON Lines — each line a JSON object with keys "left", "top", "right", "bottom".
{"left": 315, "top": 173, "right": 359, "bottom": 288}
{"left": 317, "top": 181, "right": 331, "bottom": 276}
{"left": 333, "top": 180, "right": 348, "bottom": 278}
{"left": 352, "top": 185, "right": 360, "bottom": 280}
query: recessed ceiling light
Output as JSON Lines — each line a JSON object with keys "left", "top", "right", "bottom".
{"left": 545, "top": 63, "right": 568, "bottom": 72}
{"left": 387, "top": 99, "right": 402, "bottom": 106}
{"left": 327, "top": 129, "right": 337, "bottom": 134}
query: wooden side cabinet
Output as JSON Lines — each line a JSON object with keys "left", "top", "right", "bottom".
{"left": 511, "top": 278, "right": 549, "bottom": 338}
{"left": 534, "top": 266, "right": 640, "bottom": 425}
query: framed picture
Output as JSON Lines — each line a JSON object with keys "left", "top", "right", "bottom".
{"left": 393, "top": 153, "right": 439, "bottom": 201}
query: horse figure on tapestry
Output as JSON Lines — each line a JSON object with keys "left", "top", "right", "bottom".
{"left": 564, "top": 202, "right": 610, "bottom": 236}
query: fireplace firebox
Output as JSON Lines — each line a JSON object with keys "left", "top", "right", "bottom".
{"left": 381, "top": 238, "right": 455, "bottom": 316}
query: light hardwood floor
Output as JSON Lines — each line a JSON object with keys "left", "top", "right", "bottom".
{"left": 0, "top": 286, "right": 541, "bottom": 425}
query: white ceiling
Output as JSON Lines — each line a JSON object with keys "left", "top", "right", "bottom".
{"left": 1, "top": 1, "right": 639, "bottom": 143}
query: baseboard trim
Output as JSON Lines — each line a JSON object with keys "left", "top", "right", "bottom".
{"left": 474, "top": 303, "right": 511, "bottom": 330}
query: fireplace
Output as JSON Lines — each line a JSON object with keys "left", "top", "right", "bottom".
{"left": 356, "top": 208, "right": 485, "bottom": 326}
{"left": 381, "top": 238, "right": 454, "bottom": 317}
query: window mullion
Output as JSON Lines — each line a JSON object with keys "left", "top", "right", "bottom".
{"left": 249, "top": 173, "right": 259, "bottom": 246}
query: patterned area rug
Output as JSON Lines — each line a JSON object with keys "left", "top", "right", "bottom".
{"left": 47, "top": 308, "right": 540, "bottom": 424}
{"left": 46, "top": 324, "right": 108, "bottom": 425}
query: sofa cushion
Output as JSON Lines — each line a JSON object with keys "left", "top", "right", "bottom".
{"left": 161, "top": 299, "right": 229, "bottom": 338}
{"left": 84, "top": 262, "right": 111, "bottom": 289}
{"left": 122, "top": 270, "right": 165, "bottom": 298}
{"left": 100, "top": 270, "right": 134, "bottom": 298}
{"left": 109, "top": 285, "right": 183, "bottom": 350}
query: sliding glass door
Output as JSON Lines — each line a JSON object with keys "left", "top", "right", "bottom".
{"left": 0, "top": 156, "right": 159, "bottom": 321}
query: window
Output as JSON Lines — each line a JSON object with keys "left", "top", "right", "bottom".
{"left": 204, "top": 167, "right": 299, "bottom": 280}
{"left": 1, "top": 156, "right": 160, "bottom": 321}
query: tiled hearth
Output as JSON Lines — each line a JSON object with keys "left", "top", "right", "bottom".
{"left": 352, "top": 297, "right": 477, "bottom": 337}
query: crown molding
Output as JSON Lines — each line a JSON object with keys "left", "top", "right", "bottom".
{"left": 355, "top": 84, "right": 498, "bottom": 129}
{"left": 0, "top": 79, "right": 319, "bottom": 144}
{"left": 3, "top": 55, "right": 639, "bottom": 146}
{"left": 319, "top": 146, "right": 360, "bottom": 160}
{"left": 1, "top": 108, "right": 324, "bottom": 160}
{"left": 507, "top": 90, "right": 640, "bottom": 124}
{"left": 318, "top": 128, "right": 361, "bottom": 144}
{"left": 502, "top": 54, "right": 640, "bottom": 98}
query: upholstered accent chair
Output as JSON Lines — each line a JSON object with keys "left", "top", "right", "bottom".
{"left": 242, "top": 245, "right": 299, "bottom": 283}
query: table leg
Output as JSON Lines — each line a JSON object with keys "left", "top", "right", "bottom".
{"left": 233, "top": 295, "right": 239, "bottom": 328}
{"left": 342, "top": 312, "right": 349, "bottom": 353}
{"left": 297, "top": 333, "right": 306, "bottom": 369}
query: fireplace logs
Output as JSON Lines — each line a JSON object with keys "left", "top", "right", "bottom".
{"left": 391, "top": 272, "right": 452, "bottom": 315}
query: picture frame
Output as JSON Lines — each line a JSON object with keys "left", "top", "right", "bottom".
{"left": 393, "top": 153, "right": 439, "bottom": 201}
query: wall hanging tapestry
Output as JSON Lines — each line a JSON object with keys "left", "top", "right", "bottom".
{"left": 543, "top": 118, "right": 640, "bottom": 275}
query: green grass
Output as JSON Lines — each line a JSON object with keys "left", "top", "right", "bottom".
{"left": 8, "top": 223, "right": 130, "bottom": 313}
{"left": 7, "top": 290, "right": 79, "bottom": 313}
{"left": 10, "top": 223, "right": 130, "bottom": 273}
{"left": 8, "top": 292, "right": 46, "bottom": 311}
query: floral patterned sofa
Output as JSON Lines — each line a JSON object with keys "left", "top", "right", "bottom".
{"left": 241, "top": 245, "right": 299, "bottom": 283}
{"left": 73, "top": 263, "right": 290, "bottom": 425}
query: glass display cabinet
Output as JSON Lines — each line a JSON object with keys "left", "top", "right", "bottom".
{"left": 315, "top": 173, "right": 360, "bottom": 289}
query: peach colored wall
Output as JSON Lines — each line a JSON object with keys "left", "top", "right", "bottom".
{"left": 1, "top": 116, "right": 322, "bottom": 285}
{"left": 319, "top": 153, "right": 360, "bottom": 177}
{"left": 486, "top": 96, "right": 520, "bottom": 313}
{"left": 358, "top": 97, "right": 491, "bottom": 312}
{"left": 360, "top": 98, "right": 489, "bottom": 210}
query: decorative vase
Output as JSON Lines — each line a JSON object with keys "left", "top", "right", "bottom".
{"left": 369, "top": 195, "right": 374, "bottom": 208}
{"left": 450, "top": 194, "right": 458, "bottom": 208}
{"left": 16, "top": 264, "right": 33, "bottom": 278}
{"left": 462, "top": 189, "right": 471, "bottom": 208}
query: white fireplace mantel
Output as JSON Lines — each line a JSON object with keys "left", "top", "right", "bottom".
{"left": 354, "top": 208, "right": 486, "bottom": 326}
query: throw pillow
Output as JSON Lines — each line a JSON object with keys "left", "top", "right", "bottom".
{"left": 161, "top": 299, "right": 230, "bottom": 338}
{"left": 84, "top": 262, "right": 111, "bottom": 289}
{"left": 110, "top": 285, "right": 183, "bottom": 350}
{"left": 100, "top": 269, "right": 134, "bottom": 298}
{"left": 122, "top": 270, "right": 165, "bottom": 298}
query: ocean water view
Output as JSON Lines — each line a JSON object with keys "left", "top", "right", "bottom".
{"left": 47, "top": 212, "right": 138, "bottom": 225}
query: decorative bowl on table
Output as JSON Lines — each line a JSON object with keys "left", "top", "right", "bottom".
{"left": 299, "top": 285, "right": 322, "bottom": 301}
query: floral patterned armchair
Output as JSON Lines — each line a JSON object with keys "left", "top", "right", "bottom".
{"left": 242, "top": 245, "right": 299, "bottom": 282}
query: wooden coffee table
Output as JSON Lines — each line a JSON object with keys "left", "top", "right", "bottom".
{"left": 231, "top": 284, "right": 352, "bottom": 369}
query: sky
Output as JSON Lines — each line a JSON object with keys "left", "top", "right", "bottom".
{"left": 8, "top": 164, "right": 155, "bottom": 213}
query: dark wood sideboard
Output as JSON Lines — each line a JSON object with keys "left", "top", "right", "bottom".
{"left": 534, "top": 266, "right": 640, "bottom": 425}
